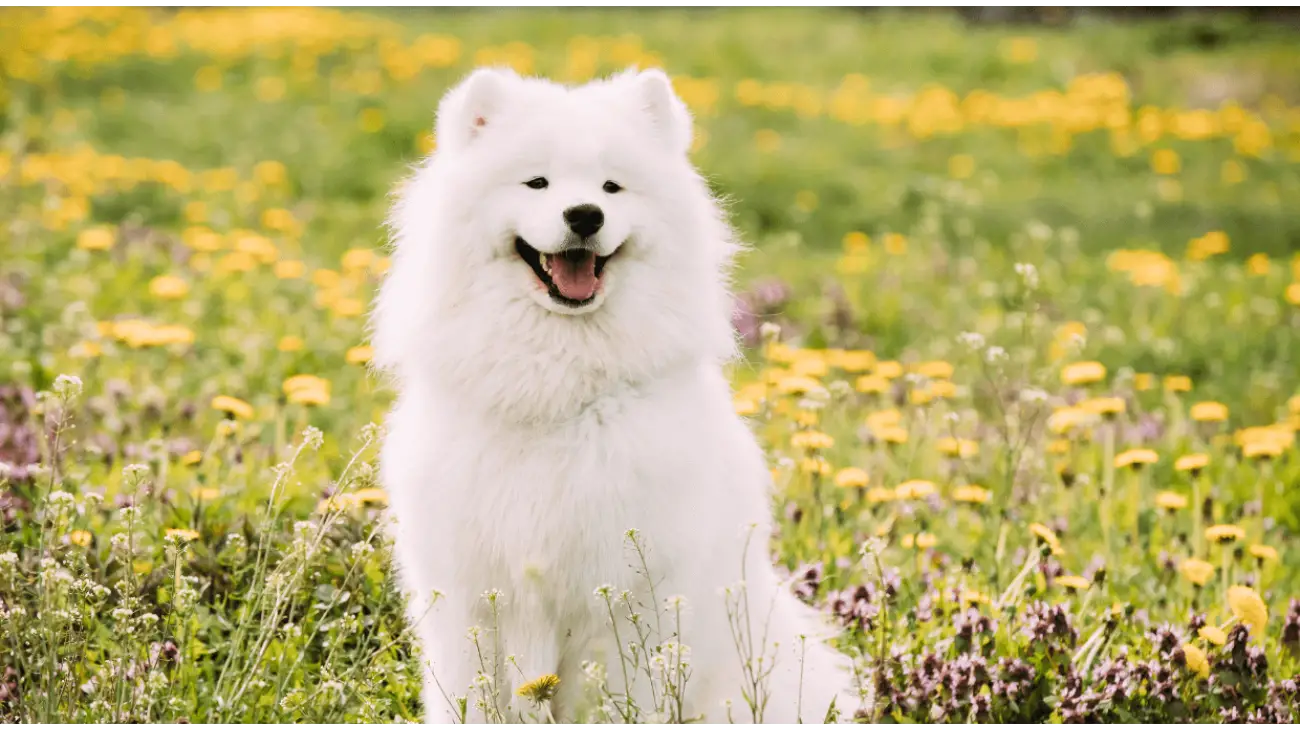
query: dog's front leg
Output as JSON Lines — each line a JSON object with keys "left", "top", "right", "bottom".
{"left": 495, "top": 595, "right": 562, "bottom": 721}
{"left": 409, "top": 592, "right": 490, "bottom": 724}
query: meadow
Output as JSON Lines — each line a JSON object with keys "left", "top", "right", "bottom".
{"left": 2, "top": 6, "right": 1300, "bottom": 722}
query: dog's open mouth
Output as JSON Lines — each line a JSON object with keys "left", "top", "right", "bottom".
{"left": 515, "top": 237, "right": 613, "bottom": 307}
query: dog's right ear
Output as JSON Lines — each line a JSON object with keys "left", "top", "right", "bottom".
{"left": 435, "top": 67, "right": 514, "bottom": 152}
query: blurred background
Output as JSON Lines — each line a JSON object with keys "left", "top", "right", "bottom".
{"left": 2, "top": 7, "right": 1300, "bottom": 419}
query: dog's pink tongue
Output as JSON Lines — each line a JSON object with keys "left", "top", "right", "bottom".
{"left": 549, "top": 252, "right": 598, "bottom": 301}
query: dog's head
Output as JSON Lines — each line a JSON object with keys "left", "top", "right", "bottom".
{"left": 373, "top": 68, "right": 739, "bottom": 422}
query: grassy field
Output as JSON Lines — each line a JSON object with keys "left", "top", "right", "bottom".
{"left": 2, "top": 7, "right": 1300, "bottom": 722}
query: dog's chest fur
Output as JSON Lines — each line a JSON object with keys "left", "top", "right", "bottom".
{"left": 384, "top": 362, "right": 760, "bottom": 628}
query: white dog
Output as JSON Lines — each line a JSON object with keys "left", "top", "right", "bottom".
{"left": 371, "top": 67, "right": 859, "bottom": 723}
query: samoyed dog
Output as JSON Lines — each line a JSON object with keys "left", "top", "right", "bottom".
{"left": 371, "top": 67, "right": 860, "bottom": 723}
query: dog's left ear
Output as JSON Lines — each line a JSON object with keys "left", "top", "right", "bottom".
{"left": 630, "top": 69, "right": 693, "bottom": 156}
{"left": 436, "top": 67, "right": 515, "bottom": 152}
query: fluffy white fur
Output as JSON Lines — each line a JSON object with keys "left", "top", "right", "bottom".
{"left": 371, "top": 67, "right": 859, "bottom": 723}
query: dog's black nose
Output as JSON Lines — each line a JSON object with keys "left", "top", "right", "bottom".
{"left": 564, "top": 204, "right": 604, "bottom": 238}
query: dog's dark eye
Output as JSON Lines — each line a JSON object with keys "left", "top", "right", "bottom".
{"left": 524, "top": 177, "right": 549, "bottom": 190}
{"left": 602, "top": 180, "right": 623, "bottom": 194}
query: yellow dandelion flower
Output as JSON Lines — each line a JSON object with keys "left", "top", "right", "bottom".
{"left": 1151, "top": 148, "right": 1181, "bottom": 175}
{"left": 777, "top": 375, "right": 824, "bottom": 397}
{"left": 733, "top": 398, "right": 759, "bottom": 416}
{"left": 791, "top": 356, "right": 828, "bottom": 379}
{"left": 1206, "top": 524, "right": 1245, "bottom": 544}
{"left": 914, "top": 532, "right": 937, "bottom": 549}
{"left": 855, "top": 375, "right": 890, "bottom": 394}
{"left": 1234, "top": 425, "right": 1294, "bottom": 450}
{"left": 1002, "top": 36, "right": 1038, "bottom": 63}
{"left": 894, "top": 480, "right": 936, "bottom": 500}
{"left": 959, "top": 590, "right": 990, "bottom": 606}
{"left": 1198, "top": 626, "right": 1227, "bottom": 646}
{"left": 1180, "top": 558, "right": 1214, "bottom": 586}
{"left": 841, "top": 231, "right": 870, "bottom": 253}
{"left": 517, "top": 673, "right": 560, "bottom": 703}
{"left": 875, "top": 361, "right": 903, "bottom": 379}
{"left": 951, "top": 485, "right": 991, "bottom": 505}
{"left": 1061, "top": 361, "right": 1106, "bottom": 386}
{"left": 183, "top": 226, "right": 224, "bottom": 252}
{"left": 284, "top": 374, "right": 329, "bottom": 395}
{"left": 312, "top": 268, "right": 341, "bottom": 289}
{"left": 254, "top": 160, "right": 287, "bottom": 186}
{"left": 1288, "top": 283, "right": 1300, "bottom": 307}
{"left": 341, "top": 248, "right": 376, "bottom": 272}
{"left": 915, "top": 361, "right": 954, "bottom": 380}
{"left": 1029, "top": 523, "right": 1063, "bottom": 555}
{"left": 832, "top": 350, "right": 876, "bottom": 373}
{"left": 68, "top": 530, "right": 92, "bottom": 547}
{"left": 791, "top": 431, "right": 834, "bottom": 451}
{"left": 1242, "top": 441, "right": 1284, "bottom": 460}
{"left": 928, "top": 380, "right": 957, "bottom": 399}
{"left": 1175, "top": 454, "right": 1209, "bottom": 473}
{"left": 800, "top": 457, "right": 832, "bottom": 476}
{"left": 148, "top": 275, "right": 190, "bottom": 300}
{"left": 833, "top": 467, "right": 869, "bottom": 489}
{"left": 874, "top": 426, "right": 909, "bottom": 444}
{"left": 1246, "top": 253, "right": 1270, "bottom": 277}
{"left": 937, "top": 437, "right": 978, "bottom": 459}
{"left": 278, "top": 335, "right": 305, "bottom": 353}
{"left": 1227, "top": 585, "right": 1268, "bottom": 636}
{"left": 346, "top": 345, "right": 374, "bottom": 365}
{"left": 905, "top": 385, "right": 930, "bottom": 406}
{"left": 1182, "top": 643, "right": 1209, "bottom": 678}
{"left": 181, "top": 450, "right": 203, "bottom": 466}
{"left": 1164, "top": 375, "right": 1192, "bottom": 392}
{"left": 151, "top": 325, "right": 196, "bottom": 347}
{"left": 77, "top": 226, "right": 116, "bottom": 251}
{"left": 1133, "top": 373, "right": 1154, "bottom": 391}
{"left": 1115, "top": 449, "right": 1158, "bottom": 468}
{"left": 765, "top": 342, "right": 796, "bottom": 364}
{"left": 1248, "top": 544, "right": 1278, "bottom": 563}
{"left": 352, "top": 488, "right": 389, "bottom": 507}
{"left": 215, "top": 251, "right": 257, "bottom": 275}
{"left": 1055, "top": 575, "right": 1091, "bottom": 592}
{"left": 192, "top": 487, "right": 221, "bottom": 501}
{"left": 331, "top": 298, "right": 365, "bottom": 318}
{"left": 274, "top": 260, "right": 306, "bottom": 279}
{"left": 1154, "top": 491, "right": 1188, "bottom": 511}
{"left": 1079, "top": 396, "right": 1125, "bottom": 417}
{"left": 284, "top": 374, "right": 331, "bottom": 406}
{"left": 1190, "top": 401, "right": 1228, "bottom": 423}
{"left": 288, "top": 387, "right": 330, "bottom": 407}
{"left": 165, "top": 528, "right": 200, "bottom": 542}
{"left": 235, "top": 233, "right": 277, "bottom": 262}
{"left": 261, "top": 209, "right": 297, "bottom": 236}
{"left": 1048, "top": 407, "right": 1093, "bottom": 435}
{"left": 865, "top": 487, "right": 895, "bottom": 504}
{"left": 883, "top": 233, "right": 908, "bottom": 256}
{"left": 866, "top": 409, "right": 902, "bottom": 431}
{"left": 210, "top": 395, "right": 254, "bottom": 420}
{"left": 1047, "top": 439, "right": 1071, "bottom": 454}
{"left": 735, "top": 382, "right": 767, "bottom": 403}
{"left": 317, "top": 494, "right": 358, "bottom": 513}
{"left": 794, "top": 410, "right": 818, "bottom": 427}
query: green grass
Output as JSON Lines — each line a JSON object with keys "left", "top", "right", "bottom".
{"left": 2, "top": 7, "right": 1300, "bottom": 723}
